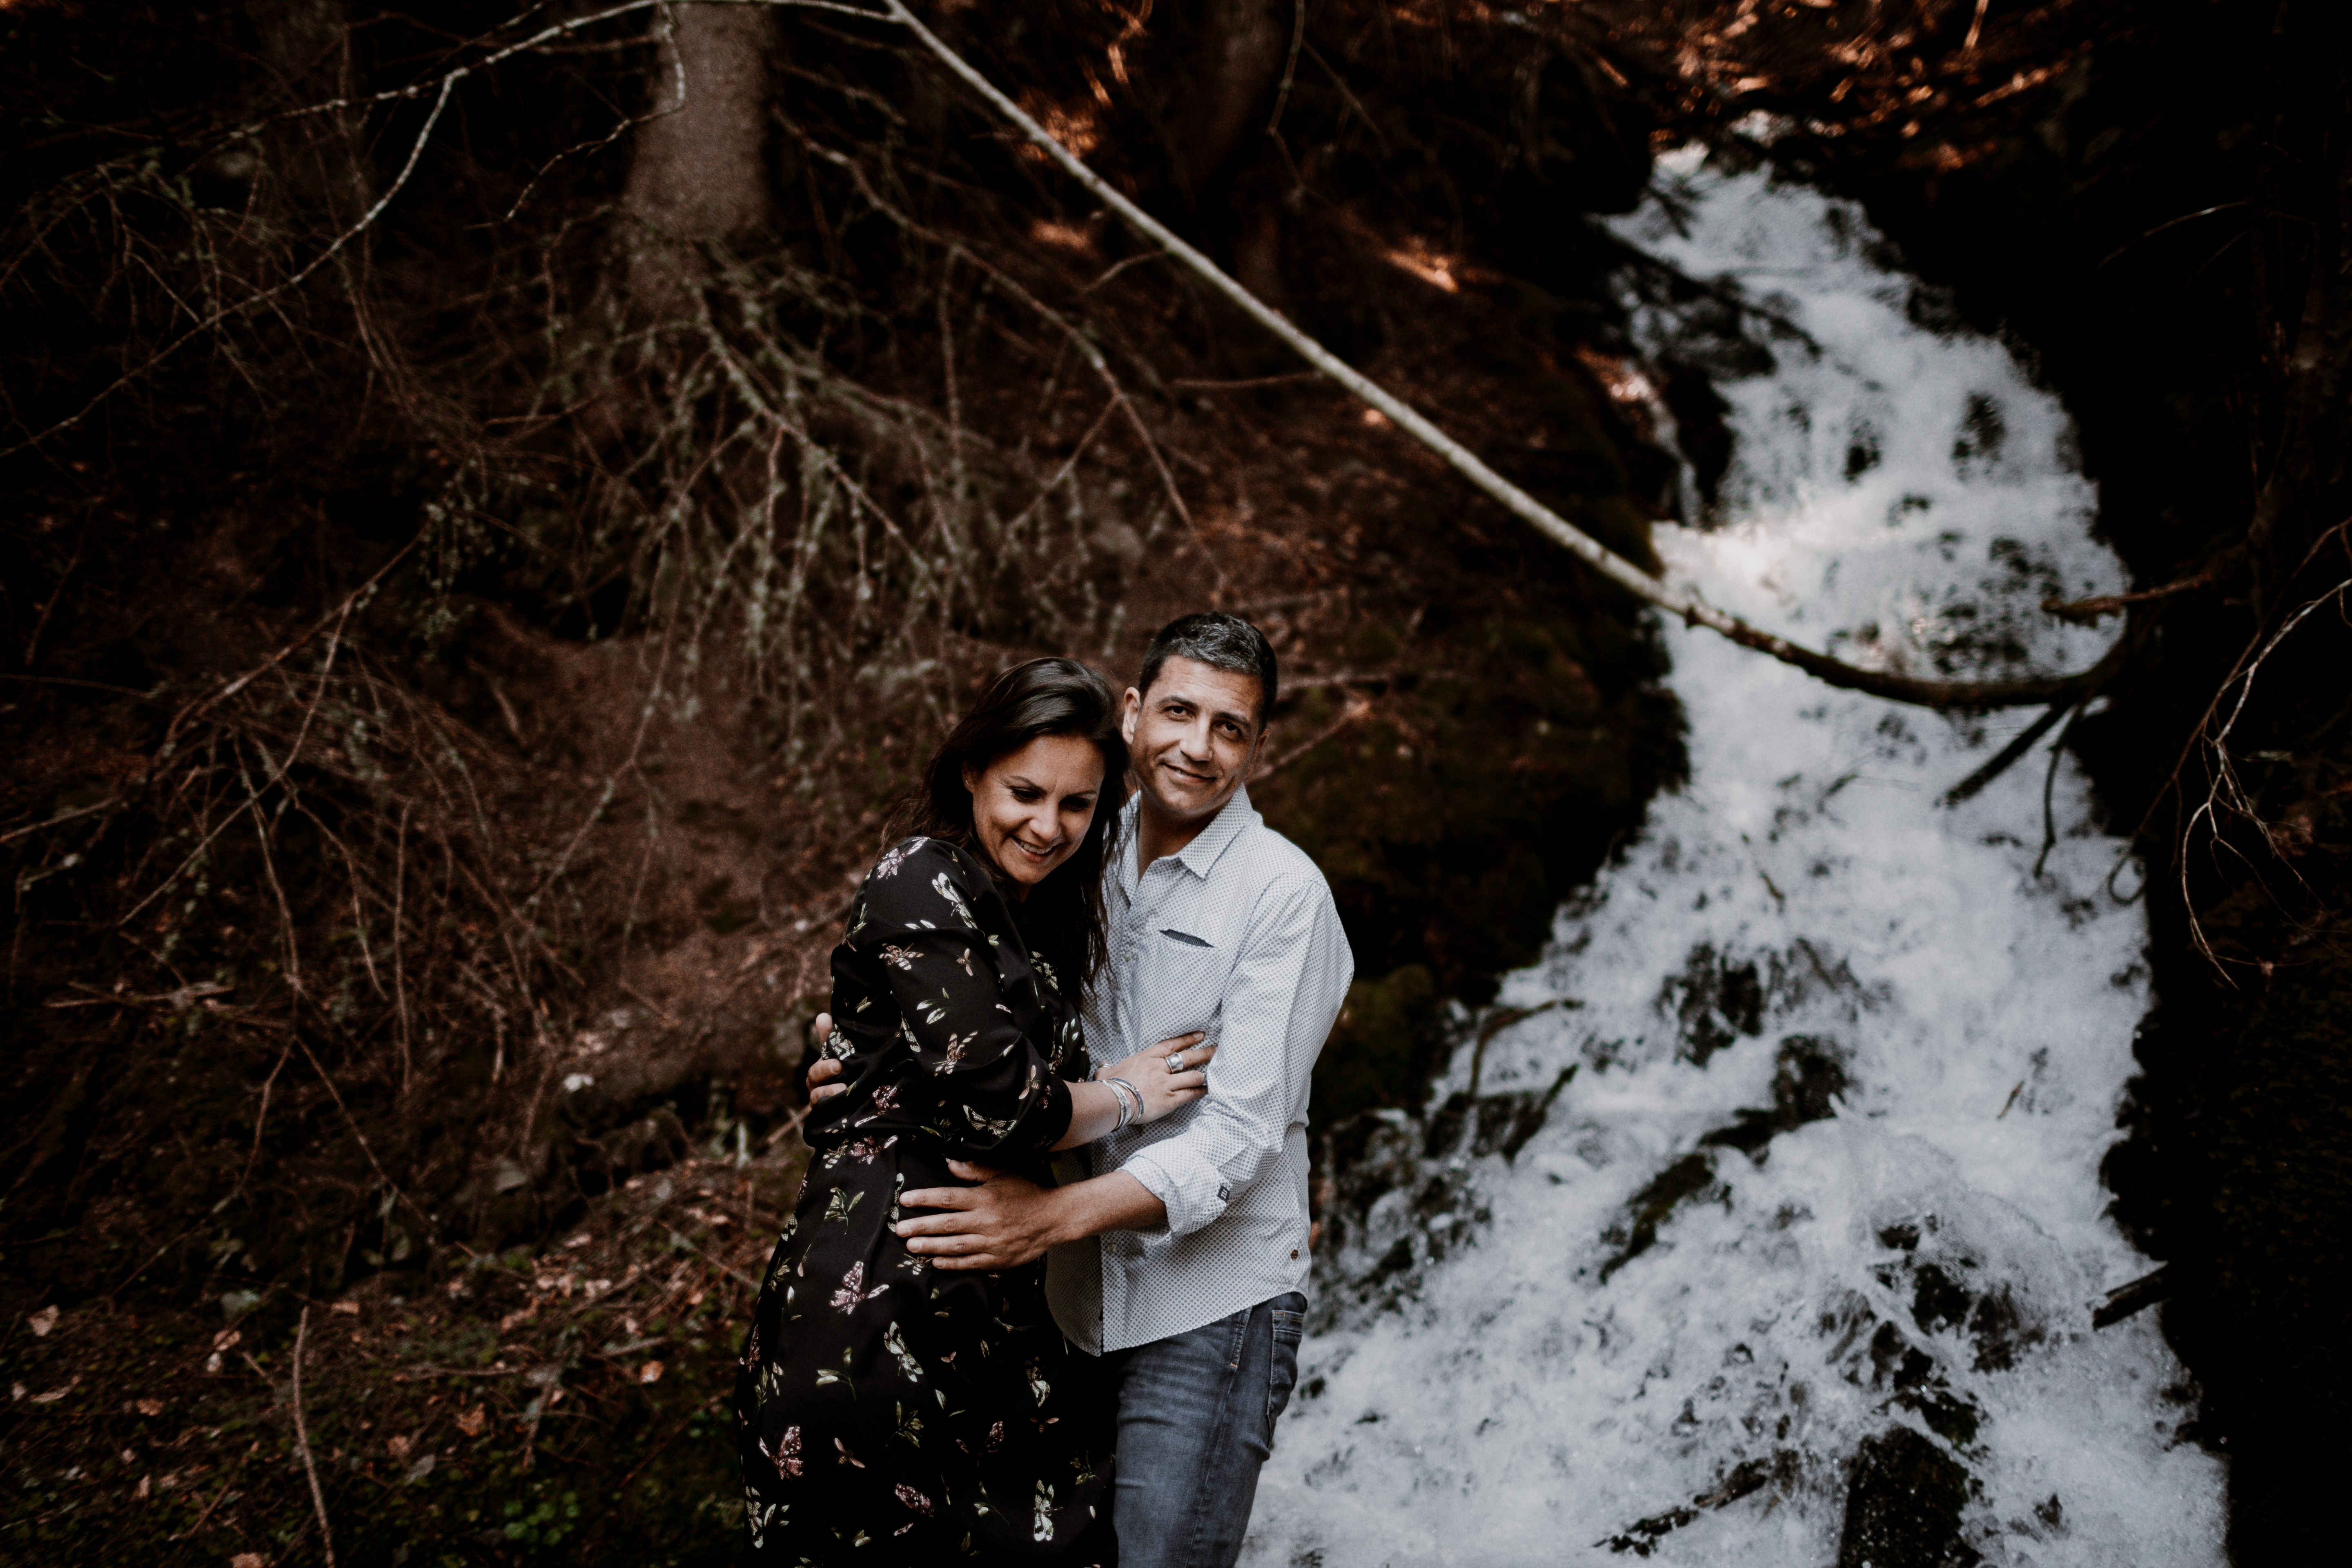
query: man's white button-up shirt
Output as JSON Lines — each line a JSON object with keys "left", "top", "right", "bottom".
{"left": 1046, "top": 785, "right": 1353, "bottom": 1354}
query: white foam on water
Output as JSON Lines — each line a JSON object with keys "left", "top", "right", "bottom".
{"left": 1241, "top": 158, "right": 2225, "bottom": 1567}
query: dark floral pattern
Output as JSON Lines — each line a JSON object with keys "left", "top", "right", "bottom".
{"left": 735, "top": 837, "right": 1114, "bottom": 1564}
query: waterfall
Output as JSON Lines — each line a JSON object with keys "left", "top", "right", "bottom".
{"left": 1243, "top": 153, "right": 2225, "bottom": 1567}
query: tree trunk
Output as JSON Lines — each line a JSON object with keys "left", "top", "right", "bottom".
{"left": 245, "top": 0, "right": 374, "bottom": 221}
{"left": 1174, "top": 0, "right": 1288, "bottom": 196}
{"left": 620, "top": 2, "right": 780, "bottom": 317}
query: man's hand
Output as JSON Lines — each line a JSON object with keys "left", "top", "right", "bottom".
{"left": 897, "top": 1161, "right": 1062, "bottom": 1271}
{"left": 804, "top": 1011, "right": 847, "bottom": 1103}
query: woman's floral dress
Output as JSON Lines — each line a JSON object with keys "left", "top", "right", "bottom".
{"left": 735, "top": 836, "right": 1116, "bottom": 1564}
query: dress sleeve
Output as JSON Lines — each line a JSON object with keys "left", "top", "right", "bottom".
{"left": 849, "top": 841, "right": 1074, "bottom": 1157}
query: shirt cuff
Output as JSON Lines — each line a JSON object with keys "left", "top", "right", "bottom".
{"left": 1120, "top": 1145, "right": 1229, "bottom": 1239}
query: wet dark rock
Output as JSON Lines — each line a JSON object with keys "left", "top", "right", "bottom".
{"left": 1963, "top": 1286, "right": 2038, "bottom": 1373}
{"left": 1869, "top": 1321, "right": 1936, "bottom": 1393}
{"left": 1422, "top": 1065, "right": 1578, "bottom": 1163}
{"left": 1599, "top": 1151, "right": 1723, "bottom": 1282}
{"left": 1895, "top": 1385, "right": 1984, "bottom": 1452}
{"left": 1597, "top": 1036, "right": 1850, "bottom": 1281}
{"left": 1313, "top": 1107, "right": 1502, "bottom": 1323}
{"left": 1266, "top": 606, "right": 1687, "bottom": 1109}
{"left": 1909, "top": 1261, "right": 1973, "bottom": 1336}
{"left": 1663, "top": 941, "right": 1766, "bottom": 1065}
{"left": 1868, "top": 1214, "right": 2049, "bottom": 1377}
{"left": 1700, "top": 1034, "right": 1850, "bottom": 1158}
{"left": 1836, "top": 1427, "right": 1981, "bottom": 1568}
{"left": 1597, "top": 1451, "right": 1795, "bottom": 1555}
{"left": 1659, "top": 359, "right": 1736, "bottom": 509}
{"left": 1832, "top": 1280, "right": 1987, "bottom": 1454}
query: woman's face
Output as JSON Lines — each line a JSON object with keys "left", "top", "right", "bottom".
{"left": 961, "top": 733, "right": 1106, "bottom": 897}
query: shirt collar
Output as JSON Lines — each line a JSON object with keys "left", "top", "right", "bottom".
{"left": 1112, "top": 782, "right": 1263, "bottom": 890}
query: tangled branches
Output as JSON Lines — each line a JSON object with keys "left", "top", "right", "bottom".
{"left": 2165, "top": 521, "right": 2352, "bottom": 978}
{"left": 2, "top": 1, "right": 1188, "bottom": 1297}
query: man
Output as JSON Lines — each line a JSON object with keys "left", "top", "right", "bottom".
{"left": 809, "top": 612, "right": 1353, "bottom": 1568}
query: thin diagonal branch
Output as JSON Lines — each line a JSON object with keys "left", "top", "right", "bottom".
{"left": 882, "top": 0, "right": 2111, "bottom": 711}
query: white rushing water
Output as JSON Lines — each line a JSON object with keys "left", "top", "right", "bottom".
{"left": 1242, "top": 154, "right": 2226, "bottom": 1567}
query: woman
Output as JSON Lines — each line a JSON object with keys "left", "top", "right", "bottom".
{"left": 735, "top": 658, "right": 1209, "bottom": 1564}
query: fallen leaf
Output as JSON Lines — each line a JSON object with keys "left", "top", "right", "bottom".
{"left": 387, "top": 1434, "right": 412, "bottom": 1461}
{"left": 404, "top": 1452, "right": 437, "bottom": 1483}
{"left": 31, "top": 1378, "right": 76, "bottom": 1404}
{"left": 136, "top": 1398, "right": 165, "bottom": 1417}
{"left": 639, "top": 1360, "right": 666, "bottom": 1385}
{"left": 203, "top": 1353, "right": 223, "bottom": 1375}
{"left": 232, "top": 1555, "right": 265, "bottom": 1568}
{"left": 135, "top": 1474, "right": 150, "bottom": 1500}
{"left": 28, "top": 1305, "right": 59, "bottom": 1337}
{"left": 455, "top": 1406, "right": 486, "bottom": 1437}
{"left": 330, "top": 1300, "right": 360, "bottom": 1316}
{"left": 497, "top": 1304, "right": 537, "bottom": 1333}
{"left": 10, "top": 1383, "right": 24, "bottom": 1401}
{"left": 212, "top": 1328, "right": 241, "bottom": 1353}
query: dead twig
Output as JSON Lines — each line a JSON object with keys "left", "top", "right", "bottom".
{"left": 172, "top": 1447, "right": 253, "bottom": 1542}
{"left": 2042, "top": 559, "right": 2228, "bottom": 624}
{"left": 2091, "top": 1264, "right": 2174, "bottom": 1329}
{"left": 1250, "top": 693, "right": 1375, "bottom": 784}
{"left": 292, "top": 1306, "right": 338, "bottom": 1568}
{"left": 1942, "top": 634, "right": 2132, "bottom": 806}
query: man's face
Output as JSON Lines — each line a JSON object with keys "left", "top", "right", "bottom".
{"left": 1122, "top": 655, "right": 1265, "bottom": 824}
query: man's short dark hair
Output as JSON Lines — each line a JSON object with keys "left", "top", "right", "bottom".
{"left": 1136, "top": 612, "right": 1278, "bottom": 728}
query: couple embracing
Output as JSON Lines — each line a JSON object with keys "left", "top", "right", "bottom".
{"left": 733, "top": 613, "right": 1354, "bottom": 1566}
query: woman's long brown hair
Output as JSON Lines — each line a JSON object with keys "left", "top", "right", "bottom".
{"left": 887, "top": 657, "right": 1127, "bottom": 985}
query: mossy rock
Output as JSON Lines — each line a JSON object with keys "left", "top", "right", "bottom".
{"left": 1264, "top": 611, "right": 1682, "bottom": 1126}
{"left": 1314, "top": 964, "right": 1442, "bottom": 1128}
{"left": 1262, "top": 613, "right": 1681, "bottom": 997}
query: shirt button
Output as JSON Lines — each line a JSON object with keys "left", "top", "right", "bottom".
{"left": 1290, "top": 1249, "right": 1300, "bottom": 1260}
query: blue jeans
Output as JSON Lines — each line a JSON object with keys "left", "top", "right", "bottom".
{"left": 1105, "top": 1292, "right": 1307, "bottom": 1568}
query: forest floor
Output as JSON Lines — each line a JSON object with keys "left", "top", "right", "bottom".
{"left": 7, "top": 1152, "right": 808, "bottom": 1566}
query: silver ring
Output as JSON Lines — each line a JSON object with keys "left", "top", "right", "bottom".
{"left": 1166, "top": 1053, "right": 1185, "bottom": 1074}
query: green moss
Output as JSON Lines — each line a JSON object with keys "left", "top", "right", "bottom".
{"left": 1315, "top": 965, "right": 1441, "bottom": 1127}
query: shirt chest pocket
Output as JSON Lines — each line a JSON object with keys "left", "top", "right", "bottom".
{"left": 1137, "top": 926, "right": 1229, "bottom": 1039}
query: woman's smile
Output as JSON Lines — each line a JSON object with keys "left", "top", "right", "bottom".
{"left": 962, "top": 732, "right": 1105, "bottom": 895}
{"left": 1005, "top": 833, "right": 1061, "bottom": 864}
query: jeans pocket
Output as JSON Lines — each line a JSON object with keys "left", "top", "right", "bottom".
{"left": 1264, "top": 1306, "right": 1305, "bottom": 1449}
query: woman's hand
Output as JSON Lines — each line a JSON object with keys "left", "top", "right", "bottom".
{"left": 1099, "top": 1032, "right": 1213, "bottom": 1123}
{"left": 805, "top": 1013, "right": 847, "bottom": 1102}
